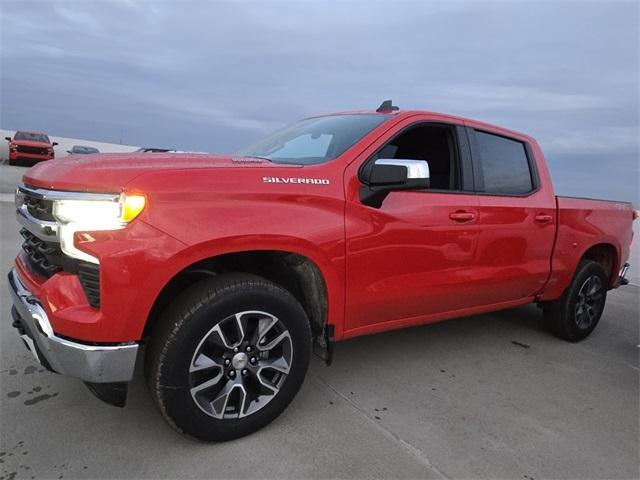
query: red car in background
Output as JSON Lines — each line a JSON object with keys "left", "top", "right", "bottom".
{"left": 5, "top": 130, "right": 57, "bottom": 166}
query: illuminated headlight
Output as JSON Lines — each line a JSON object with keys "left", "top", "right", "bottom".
{"left": 53, "top": 194, "right": 146, "bottom": 264}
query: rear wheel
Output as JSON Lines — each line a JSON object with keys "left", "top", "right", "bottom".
{"left": 146, "top": 273, "right": 311, "bottom": 441}
{"left": 544, "top": 260, "right": 607, "bottom": 342}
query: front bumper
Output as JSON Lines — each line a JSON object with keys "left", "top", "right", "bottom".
{"left": 8, "top": 268, "right": 138, "bottom": 383}
{"left": 10, "top": 152, "right": 53, "bottom": 163}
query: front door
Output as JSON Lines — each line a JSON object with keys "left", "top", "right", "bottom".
{"left": 343, "top": 119, "right": 481, "bottom": 335}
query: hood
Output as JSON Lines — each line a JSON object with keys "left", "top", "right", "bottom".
{"left": 11, "top": 139, "right": 52, "bottom": 148}
{"left": 23, "top": 153, "right": 297, "bottom": 193}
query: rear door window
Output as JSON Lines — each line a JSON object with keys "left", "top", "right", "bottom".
{"left": 475, "top": 131, "right": 533, "bottom": 194}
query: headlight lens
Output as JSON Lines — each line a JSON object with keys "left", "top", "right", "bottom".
{"left": 54, "top": 199, "right": 122, "bottom": 225}
{"left": 52, "top": 194, "right": 146, "bottom": 263}
{"left": 53, "top": 194, "right": 145, "bottom": 225}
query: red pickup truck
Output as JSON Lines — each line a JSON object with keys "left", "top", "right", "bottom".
{"left": 8, "top": 102, "right": 635, "bottom": 441}
{"left": 5, "top": 130, "right": 58, "bottom": 166}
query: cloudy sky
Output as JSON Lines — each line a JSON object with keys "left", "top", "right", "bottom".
{"left": 1, "top": 0, "right": 638, "bottom": 203}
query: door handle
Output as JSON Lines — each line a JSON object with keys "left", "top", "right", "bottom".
{"left": 449, "top": 211, "right": 476, "bottom": 222}
{"left": 535, "top": 214, "right": 553, "bottom": 223}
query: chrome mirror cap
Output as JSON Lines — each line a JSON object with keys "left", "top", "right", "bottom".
{"left": 374, "top": 158, "right": 430, "bottom": 180}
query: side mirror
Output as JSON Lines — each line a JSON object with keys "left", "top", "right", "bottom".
{"left": 360, "top": 159, "right": 430, "bottom": 208}
{"left": 66, "top": 150, "right": 72, "bottom": 154}
{"left": 369, "top": 159, "right": 430, "bottom": 189}
{"left": 52, "top": 142, "right": 59, "bottom": 146}
{"left": 5, "top": 137, "right": 11, "bottom": 142}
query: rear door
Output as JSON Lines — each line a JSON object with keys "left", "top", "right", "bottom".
{"left": 466, "top": 126, "right": 556, "bottom": 304}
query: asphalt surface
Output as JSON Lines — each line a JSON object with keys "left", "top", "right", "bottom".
{"left": 1, "top": 164, "right": 639, "bottom": 479}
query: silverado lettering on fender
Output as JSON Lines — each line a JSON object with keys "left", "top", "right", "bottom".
{"left": 8, "top": 101, "right": 635, "bottom": 441}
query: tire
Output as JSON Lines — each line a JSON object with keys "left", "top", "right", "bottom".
{"left": 145, "top": 273, "right": 311, "bottom": 441}
{"left": 544, "top": 260, "right": 608, "bottom": 342}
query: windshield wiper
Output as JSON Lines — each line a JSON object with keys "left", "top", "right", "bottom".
{"left": 241, "top": 155, "right": 273, "bottom": 162}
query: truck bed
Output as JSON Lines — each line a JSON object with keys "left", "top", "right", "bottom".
{"left": 541, "top": 195, "right": 635, "bottom": 300}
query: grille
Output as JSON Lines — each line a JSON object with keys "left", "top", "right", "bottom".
{"left": 77, "top": 262, "right": 100, "bottom": 308}
{"left": 17, "top": 145, "right": 49, "bottom": 155}
{"left": 20, "top": 228, "right": 101, "bottom": 307}
{"left": 20, "top": 228, "right": 63, "bottom": 278}
{"left": 23, "top": 192, "right": 55, "bottom": 221}
{"left": 16, "top": 157, "right": 44, "bottom": 164}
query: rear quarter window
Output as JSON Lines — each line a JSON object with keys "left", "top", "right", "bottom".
{"left": 475, "top": 130, "right": 533, "bottom": 195}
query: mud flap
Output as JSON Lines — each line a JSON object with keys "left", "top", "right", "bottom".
{"left": 312, "top": 324, "right": 335, "bottom": 365}
{"left": 84, "top": 381, "right": 128, "bottom": 407}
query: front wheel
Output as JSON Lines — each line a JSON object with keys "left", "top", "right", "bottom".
{"left": 543, "top": 260, "right": 608, "bottom": 342}
{"left": 146, "top": 273, "right": 311, "bottom": 441}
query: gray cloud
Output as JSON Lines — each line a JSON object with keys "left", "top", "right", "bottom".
{"left": 1, "top": 0, "right": 638, "bottom": 203}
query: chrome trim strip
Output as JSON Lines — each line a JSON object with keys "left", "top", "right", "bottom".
{"left": 16, "top": 204, "right": 58, "bottom": 241}
{"left": 17, "top": 185, "right": 119, "bottom": 203}
{"left": 7, "top": 268, "right": 138, "bottom": 383}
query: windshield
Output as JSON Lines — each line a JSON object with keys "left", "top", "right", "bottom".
{"left": 14, "top": 131, "right": 50, "bottom": 143}
{"left": 235, "top": 114, "right": 390, "bottom": 165}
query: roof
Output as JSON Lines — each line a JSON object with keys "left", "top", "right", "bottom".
{"left": 15, "top": 130, "right": 49, "bottom": 135}
{"left": 309, "top": 109, "right": 533, "bottom": 141}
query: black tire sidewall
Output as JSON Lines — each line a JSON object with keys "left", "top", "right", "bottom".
{"left": 557, "top": 261, "right": 607, "bottom": 341}
{"left": 149, "top": 275, "right": 311, "bottom": 441}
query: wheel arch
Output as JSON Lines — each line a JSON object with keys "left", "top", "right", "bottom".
{"left": 142, "top": 249, "right": 334, "bottom": 359}
{"left": 579, "top": 242, "right": 619, "bottom": 287}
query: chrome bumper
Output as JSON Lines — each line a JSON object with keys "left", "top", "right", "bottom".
{"left": 8, "top": 268, "right": 138, "bottom": 383}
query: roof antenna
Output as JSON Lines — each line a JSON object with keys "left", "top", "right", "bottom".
{"left": 376, "top": 99, "right": 399, "bottom": 113}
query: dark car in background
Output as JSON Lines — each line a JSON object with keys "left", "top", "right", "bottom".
{"left": 67, "top": 145, "right": 100, "bottom": 155}
{"left": 134, "top": 147, "right": 172, "bottom": 153}
{"left": 5, "top": 131, "right": 57, "bottom": 166}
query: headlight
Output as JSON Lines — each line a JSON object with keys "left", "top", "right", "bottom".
{"left": 53, "top": 194, "right": 146, "bottom": 264}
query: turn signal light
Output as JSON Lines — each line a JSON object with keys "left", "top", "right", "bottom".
{"left": 121, "top": 194, "right": 146, "bottom": 222}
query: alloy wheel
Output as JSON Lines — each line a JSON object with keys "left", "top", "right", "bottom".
{"left": 574, "top": 275, "right": 604, "bottom": 329}
{"left": 188, "top": 310, "right": 293, "bottom": 419}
